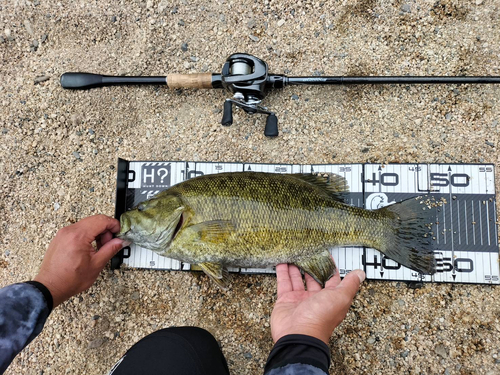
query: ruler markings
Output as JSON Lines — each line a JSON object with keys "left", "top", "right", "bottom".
{"left": 121, "top": 162, "right": 499, "bottom": 284}
{"left": 472, "top": 201, "right": 476, "bottom": 246}
{"left": 457, "top": 200, "right": 461, "bottom": 245}
{"left": 479, "top": 201, "right": 483, "bottom": 247}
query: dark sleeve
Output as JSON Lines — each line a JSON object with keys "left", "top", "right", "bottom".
{"left": 0, "top": 282, "right": 53, "bottom": 373}
{"left": 264, "top": 334, "right": 330, "bottom": 375}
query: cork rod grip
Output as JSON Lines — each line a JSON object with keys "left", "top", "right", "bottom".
{"left": 167, "top": 73, "right": 213, "bottom": 89}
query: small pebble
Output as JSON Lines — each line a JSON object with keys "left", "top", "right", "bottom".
{"left": 88, "top": 338, "right": 106, "bottom": 349}
{"left": 435, "top": 344, "right": 449, "bottom": 358}
{"left": 181, "top": 43, "right": 188, "bottom": 52}
{"left": 401, "top": 4, "right": 411, "bottom": 13}
{"left": 34, "top": 76, "right": 50, "bottom": 84}
{"left": 249, "top": 35, "right": 259, "bottom": 42}
{"left": 73, "top": 151, "right": 81, "bottom": 159}
{"left": 131, "top": 291, "right": 140, "bottom": 300}
{"left": 24, "top": 20, "right": 34, "bottom": 35}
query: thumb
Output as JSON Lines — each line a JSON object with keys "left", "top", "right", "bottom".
{"left": 92, "top": 238, "right": 128, "bottom": 269}
{"left": 335, "top": 269, "right": 365, "bottom": 299}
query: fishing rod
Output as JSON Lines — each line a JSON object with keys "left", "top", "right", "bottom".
{"left": 60, "top": 53, "right": 500, "bottom": 138}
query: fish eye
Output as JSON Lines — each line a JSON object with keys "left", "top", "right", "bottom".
{"left": 137, "top": 203, "right": 146, "bottom": 211}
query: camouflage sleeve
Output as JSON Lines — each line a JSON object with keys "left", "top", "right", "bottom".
{"left": 0, "top": 282, "right": 53, "bottom": 373}
{"left": 264, "top": 335, "right": 330, "bottom": 375}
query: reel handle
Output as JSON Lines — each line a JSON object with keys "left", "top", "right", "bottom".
{"left": 221, "top": 100, "right": 233, "bottom": 126}
{"left": 264, "top": 114, "right": 278, "bottom": 138}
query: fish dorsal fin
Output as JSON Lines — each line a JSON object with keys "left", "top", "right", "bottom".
{"left": 292, "top": 173, "right": 350, "bottom": 203}
{"left": 197, "top": 262, "right": 230, "bottom": 289}
{"left": 296, "top": 250, "right": 337, "bottom": 287}
{"left": 189, "top": 220, "right": 235, "bottom": 243}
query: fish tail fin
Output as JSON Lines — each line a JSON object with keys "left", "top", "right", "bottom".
{"left": 376, "top": 196, "right": 437, "bottom": 275}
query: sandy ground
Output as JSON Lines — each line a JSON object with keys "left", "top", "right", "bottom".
{"left": 1, "top": 0, "right": 500, "bottom": 374}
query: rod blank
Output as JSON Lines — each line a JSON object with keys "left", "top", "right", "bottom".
{"left": 286, "top": 76, "right": 500, "bottom": 85}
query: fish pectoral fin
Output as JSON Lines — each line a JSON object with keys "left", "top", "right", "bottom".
{"left": 197, "top": 262, "right": 230, "bottom": 289}
{"left": 292, "top": 173, "right": 350, "bottom": 203}
{"left": 190, "top": 220, "right": 235, "bottom": 243}
{"left": 296, "top": 251, "right": 337, "bottom": 288}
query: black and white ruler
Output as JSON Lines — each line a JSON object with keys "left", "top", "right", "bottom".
{"left": 113, "top": 159, "right": 499, "bottom": 285}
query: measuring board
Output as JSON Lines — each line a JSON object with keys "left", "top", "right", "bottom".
{"left": 112, "top": 159, "right": 499, "bottom": 285}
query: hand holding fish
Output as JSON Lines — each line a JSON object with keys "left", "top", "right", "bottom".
{"left": 34, "top": 215, "right": 127, "bottom": 307}
{"left": 271, "top": 262, "right": 365, "bottom": 345}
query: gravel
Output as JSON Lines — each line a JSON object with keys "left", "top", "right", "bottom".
{"left": 1, "top": 1, "right": 499, "bottom": 374}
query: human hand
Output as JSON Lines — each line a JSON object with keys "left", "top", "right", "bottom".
{"left": 270, "top": 261, "right": 365, "bottom": 344}
{"left": 34, "top": 215, "right": 128, "bottom": 307}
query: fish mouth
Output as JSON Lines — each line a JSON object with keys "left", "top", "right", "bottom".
{"left": 117, "top": 214, "right": 131, "bottom": 239}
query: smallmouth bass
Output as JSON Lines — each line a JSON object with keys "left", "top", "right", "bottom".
{"left": 117, "top": 172, "right": 437, "bottom": 287}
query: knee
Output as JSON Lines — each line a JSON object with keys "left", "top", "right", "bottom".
{"left": 158, "top": 326, "right": 217, "bottom": 343}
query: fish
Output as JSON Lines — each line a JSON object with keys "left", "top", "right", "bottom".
{"left": 117, "top": 172, "right": 437, "bottom": 288}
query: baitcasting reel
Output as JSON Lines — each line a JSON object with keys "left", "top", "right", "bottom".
{"left": 219, "top": 53, "right": 283, "bottom": 137}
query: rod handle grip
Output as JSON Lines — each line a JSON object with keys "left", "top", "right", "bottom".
{"left": 167, "top": 73, "right": 213, "bottom": 89}
{"left": 60, "top": 73, "right": 104, "bottom": 89}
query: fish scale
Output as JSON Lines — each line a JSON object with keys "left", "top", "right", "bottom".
{"left": 118, "top": 172, "right": 437, "bottom": 287}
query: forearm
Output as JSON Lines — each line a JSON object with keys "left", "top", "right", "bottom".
{"left": 264, "top": 334, "right": 330, "bottom": 375}
{"left": 0, "top": 282, "right": 53, "bottom": 373}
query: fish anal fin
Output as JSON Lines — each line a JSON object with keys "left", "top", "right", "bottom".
{"left": 197, "top": 262, "right": 230, "bottom": 289}
{"left": 292, "top": 173, "right": 350, "bottom": 203}
{"left": 296, "top": 251, "right": 337, "bottom": 287}
{"left": 189, "top": 220, "right": 235, "bottom": 243}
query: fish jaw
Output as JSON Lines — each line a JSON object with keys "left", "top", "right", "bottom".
{"left": 117, "top": 214, "right": 131, "bottom": 239}
{"left": 116, "top": 207, "right": 185, "bottom": 253}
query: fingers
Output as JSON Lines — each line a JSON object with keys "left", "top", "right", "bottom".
{"left": 276, "top": 264, "right": 292, "bottom": 298}
{"left": 75, "top": 215, "right": 121, "bottom": 240}
{"left": 96, "top": 230, "right": 114, "bottom": 249}
{"left": 333, "top": 270, "right": 365, "bottom": 298}
{"left": 288, "top": 265, "right": 305, "bottom": 291}
{"left": 325, "top": 255, "right": 341, "bottom": 289}
{"left": 92, "top": 238, "right": 126, "bottom": 269}
{"left": 304, "top": 273, "right": 322, "bottom": 292}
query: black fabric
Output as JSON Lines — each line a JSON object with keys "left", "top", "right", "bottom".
{"left": 109, "top": 326, "right": 230, "bottom": 375}
{"left": 264, "top": 334, "right": 330, "bottom": 374}
{"left": 25, "top": 281, "right": 54, "bottom": 313}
